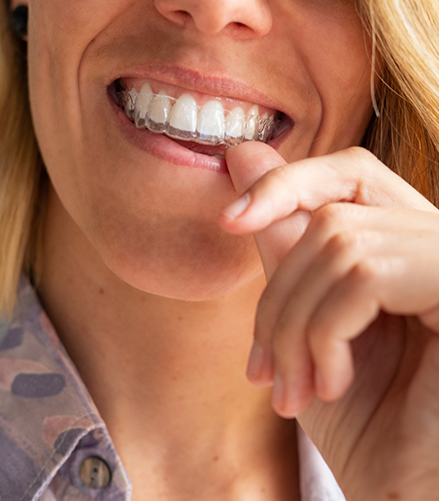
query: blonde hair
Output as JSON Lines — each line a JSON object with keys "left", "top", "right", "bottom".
{"left": 0, "top": 0, "right": 47, "bottom": 315}
{"left": 0, "top": 0, "right": 439, "bottom": 314}
{"left": 357, "top": 0, "right": 439, "bottom": 199}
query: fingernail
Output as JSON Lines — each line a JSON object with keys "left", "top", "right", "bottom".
{"left": 221, "top": 193, "right": 251, "bottom": 220}
{"left": 247, "top": 341, "right": 265, "bottom": 381}
{"left": 272, "top": 373, "right": 285, "bottom": 411}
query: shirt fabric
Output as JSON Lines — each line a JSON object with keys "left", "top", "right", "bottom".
{"left": 0, "top": 277, "right": 346, "bottom": 501}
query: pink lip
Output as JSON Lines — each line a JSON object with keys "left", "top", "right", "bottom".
{"left": 109, "top": 93, "right": 229, "bottom": 174}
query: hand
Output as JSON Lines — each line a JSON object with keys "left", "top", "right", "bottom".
{"left": 219, "top": 142, "right": 439, "bottom": 500}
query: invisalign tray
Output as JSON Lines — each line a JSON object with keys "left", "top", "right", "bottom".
{"left": 118, "top": 87, "right": 281, "bottom": 148}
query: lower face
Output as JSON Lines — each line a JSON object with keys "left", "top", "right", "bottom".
{"left": 26, "top": 0, "right": 374, "bottom": 300}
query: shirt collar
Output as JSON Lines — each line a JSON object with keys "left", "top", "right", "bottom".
{"left": 297, "top": 425, "right": 346, "bottom": 501}
{"left": 0, "top": 277, "right": 131, "bottom": 500}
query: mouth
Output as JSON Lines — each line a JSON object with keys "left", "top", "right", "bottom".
{"left": 109, "top": 78, "right": 292, "bottom": 159}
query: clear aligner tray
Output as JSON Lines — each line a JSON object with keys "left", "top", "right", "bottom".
{"left": 118, "top": 89, "right": 280, "bottom": 147}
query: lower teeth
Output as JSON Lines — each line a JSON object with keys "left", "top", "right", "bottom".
{"left": 118, "top": 88, "right": 280, "bottom": 148}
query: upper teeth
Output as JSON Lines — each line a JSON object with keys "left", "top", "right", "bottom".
{"left": 119, "top": 85, "right": 279, "bottom": 147}
{"left": 197, "top": 100, "right": 226, "bottom": 144}
{"left": 168, "top": 93, "right": 198, "bottom": 139}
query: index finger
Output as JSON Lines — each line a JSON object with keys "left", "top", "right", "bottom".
{"left": 220, "top": 145, "right": 437, "bottom": 235}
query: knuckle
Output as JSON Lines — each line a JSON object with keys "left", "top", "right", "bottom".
{"left": 311, "top": 203, "right": 350, "bottom": 238}
{"left": 351, "top": 258, "right": 379, "bottom": 285}
{"left": 312, "top": 203, "right": 342, "bottom": 230}
{"left": 261, "top": 164, "right": 289, "bottom": 190}
{"left": 307, "top": 319, "right": 333, "bottom": 347}
{"left": 252, "top": 165, "right": 293, "bottom": 211}
{"left": 271, "top": 163, "right": 290, "bottom": 180}
{"left": 325, "top": 231, "right": 361, "bottom": 260}
{"left": 345, "top": 145, "right": 378, "bottom": 164}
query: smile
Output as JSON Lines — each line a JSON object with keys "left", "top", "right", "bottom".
{"left": 114, "top": 78, "right": 284, "bottom": 149}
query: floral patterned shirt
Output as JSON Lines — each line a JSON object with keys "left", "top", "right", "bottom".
{"left": 0, "top": 278, "right": 345, "bottom": 501}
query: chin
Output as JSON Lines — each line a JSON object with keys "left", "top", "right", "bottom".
{"left": 94, "top": 222, "right": 265, "bottom": 302}
{"left": 118, "top": 266, "right": 264, "bottom": 302}
{"left": 106, "top": 254, "right": 264, "bottom": 302}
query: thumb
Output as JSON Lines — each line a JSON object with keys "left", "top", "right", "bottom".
{"left": 225, "top": 141, "right": 286, "bottom": 194}
{"left": 223, "top": 142, "right": 311, "bottom": 279}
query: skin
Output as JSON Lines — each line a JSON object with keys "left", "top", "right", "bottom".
{"left": 11, "top": 0, "right": 439, "bottom": 499}
{"left": 22, "top": 0, "right": 373, "bottom": 299}
{"left": 221, "top": 144, "right": 439, "bottom": 500}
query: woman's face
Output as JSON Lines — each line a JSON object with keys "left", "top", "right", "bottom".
{"left": 21, "top": 0, "right": 373, "bottom": 299}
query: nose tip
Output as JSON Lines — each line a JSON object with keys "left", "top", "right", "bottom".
{"left": 154, "top": 0, "right": 272, "bottom": 37}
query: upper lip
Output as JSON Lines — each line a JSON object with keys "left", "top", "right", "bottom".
{"left": 107, "top": 64, "right": 290, "bottom": 120}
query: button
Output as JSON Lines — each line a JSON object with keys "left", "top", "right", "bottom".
{"left": 79, "top": 456, "right": 111, "bottom": 489}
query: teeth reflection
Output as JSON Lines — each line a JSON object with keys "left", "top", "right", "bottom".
{"left": 225, "top": 107, "right": 245, "bottom": 146}
{"left": 197, "top": 101, "right": 225, "bottom": 145}
{"left": 244, "top": 105, "right": 259, "bottom": 141}
{"left": 258, "top": 113, "right": 270, "bottom": 142}
{"left": 118, "top": 88, "right": 281, "bottom": 148}
{"left": 134, "top": 83, "right": 153, "bottom": 128}
{"left": 124, "top": 88, "right": 136, "bottom": 119}
{"left": 148, "top": 90, "right": 172, "bottom": 132}
{"left": 167, "top": 93, "right": 197, "bottom": 139}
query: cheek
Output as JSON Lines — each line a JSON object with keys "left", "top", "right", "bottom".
{"left": 273, "top": 0, "right": 373, "bottom": 155}
{"left": 28, "top": 0, "right": 133, "bottom": 173}
{"left": 27, "top": 0, "right": 130, "bottom": 222}
{"left": 298, "top": 8, "right": 373, "bottom": 150}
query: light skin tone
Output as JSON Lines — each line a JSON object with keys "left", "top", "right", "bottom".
{"left": 12, "top": 0, "right": 439, "bottom": 499}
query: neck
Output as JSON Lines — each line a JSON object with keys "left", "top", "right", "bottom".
{"left": 38, "top": 187, "right": 299, "bottom": 501}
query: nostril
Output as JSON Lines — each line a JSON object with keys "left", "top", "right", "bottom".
{"left": 174, "top": 10, "right": 191, "bottom": 22}
{"left": 228, "top": 21, "right": 256, "bottom": 38}
{"left": 157, "top": 7, "right": 192, "bottom": 27}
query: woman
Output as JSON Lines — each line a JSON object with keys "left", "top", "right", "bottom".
{"left": 1, "top": 0, "right": 439, "bottom": 499}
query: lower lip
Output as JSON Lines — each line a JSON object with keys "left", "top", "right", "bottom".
{"left": 108, "top": 94, "right": 228, "bottom": 174}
